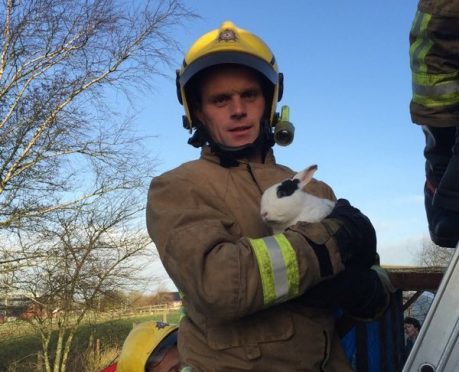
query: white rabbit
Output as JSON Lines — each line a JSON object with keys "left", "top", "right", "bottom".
{"left": 260, "top": 165, "right": 336, "bottom": 234}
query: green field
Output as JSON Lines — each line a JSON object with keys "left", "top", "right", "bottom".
{"left": 0, "top": 312, "right": 181, "bottom": 372}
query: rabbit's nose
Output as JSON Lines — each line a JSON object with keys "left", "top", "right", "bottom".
{"left": 261, "top": 211, "right": 268, "bottom": 220}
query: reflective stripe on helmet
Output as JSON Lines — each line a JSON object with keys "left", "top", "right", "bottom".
{"left": 249, "top": 234, "right": 300, "bottom": 306}
{"left": 409, "top": 10, "right": 459, "bottom": 107}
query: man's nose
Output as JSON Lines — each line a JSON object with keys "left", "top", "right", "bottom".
{"left": 230, "top": 96, "right": 246, "bottom": 118}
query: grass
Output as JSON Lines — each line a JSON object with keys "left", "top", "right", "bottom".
{"left": 0, "top": 311, "right": 181, "bottom": 372}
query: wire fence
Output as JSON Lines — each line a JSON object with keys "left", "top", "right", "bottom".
{"left": 0, "top": 303, "right": 181, "bottom": 341}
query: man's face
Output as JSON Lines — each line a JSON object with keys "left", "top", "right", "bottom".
{"left": 404, "top": 323, "right": 418, "bottom": 339}
{"left": 148, "top": 345, "right": 181, "bottom": 372}
{"left": 195, "top": 65, "right": 266, "bottom": 148}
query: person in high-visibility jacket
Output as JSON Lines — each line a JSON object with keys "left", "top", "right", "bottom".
{"left": 409, "top": 0, "right": 459, "bottom": 248}
{"left": 147, "top": 21, "right": 391, "bottom": 371}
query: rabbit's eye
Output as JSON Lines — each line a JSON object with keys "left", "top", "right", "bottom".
{"left": 277, "top": 189, "right": 288, "bottom": 198}
{"left": 276, "top": 179, "right": 299, "bottom": 198}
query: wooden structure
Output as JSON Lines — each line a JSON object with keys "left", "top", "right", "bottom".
{"left": 386, "top": 266, "right": 444, "bottom": 311}
{"left": 338, "top": 265, "right": 447, "bottom": 372}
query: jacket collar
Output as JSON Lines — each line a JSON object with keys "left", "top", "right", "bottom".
{"left": 200, "top": 145, "right": 277, "bottom": 167}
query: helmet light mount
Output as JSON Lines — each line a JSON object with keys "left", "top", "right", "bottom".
{"left": 273, "top": 105, "right": 295, "bottom": 146}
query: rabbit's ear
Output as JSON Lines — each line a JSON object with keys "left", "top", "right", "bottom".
{"left": 296, "top": 164, "right": 318, "bottom": 188}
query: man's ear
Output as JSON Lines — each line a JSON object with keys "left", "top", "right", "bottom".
{"left": 194, "top": 107, "right": 204, "bottom": 125}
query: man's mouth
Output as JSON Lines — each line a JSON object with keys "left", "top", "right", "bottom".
{"left": 229, "top": 125, "right": 251, "bottom": 132}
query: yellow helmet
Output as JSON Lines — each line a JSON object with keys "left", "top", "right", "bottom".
{"left": 117, "top": 321, "right": 178, "bottom": 372}
{"left": 176, "top": 21, "right": 284, "bottom": 131}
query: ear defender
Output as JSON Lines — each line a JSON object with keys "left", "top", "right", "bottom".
{"left": 176, "top": 69, "right": 183, "bottom": 105}
{"left": 177, "top": 70, "right": 192, "bottom": 131}
{"left": 277, "top": 72, "right": 284, "bottom": 102}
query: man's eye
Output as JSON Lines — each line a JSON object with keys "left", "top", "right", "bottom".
{"left": 242, "top": 89, "right": 259, "bottom": 100}
{"left": 211, "top": 95, "right": 229, "bottom": 106}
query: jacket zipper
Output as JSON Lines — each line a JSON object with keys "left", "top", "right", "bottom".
{"left": 246, "top": 163, "right": 263, "bottom": 194}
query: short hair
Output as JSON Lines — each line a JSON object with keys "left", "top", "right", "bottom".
{"left": 404, "top": 316, "right": 421, "bottom": 330}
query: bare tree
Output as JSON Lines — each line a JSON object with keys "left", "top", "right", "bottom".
{"left": 10, "top": 189, "right": 157, "bottom": 372}
{"left": 402, "top": 238, "right": 455, "bottom": 327}
{"left": 0, "top": 0, "right": 196, "bottom": 228}
{"left": 0, "top": 1, "right": 196, "bottom": 370}
{"left": 417, "top": 237, "right": 455, "bottom": 268}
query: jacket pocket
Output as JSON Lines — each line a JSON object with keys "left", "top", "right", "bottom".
{"left": 206, "top": 306, "right": 294, "bottom": 350}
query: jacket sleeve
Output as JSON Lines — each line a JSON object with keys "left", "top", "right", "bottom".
{"left": 298, "top": 263, "right": 394, "bottom": 321}
{"left": 146, "top": 173, "right": 345, "bottom": 322}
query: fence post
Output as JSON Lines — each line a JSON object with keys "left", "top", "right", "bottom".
{"left": 95, "top": 338, "right": 101, "bottom": 364}
{"left": 37, "top": 352, "right": 43, "bottom": 371}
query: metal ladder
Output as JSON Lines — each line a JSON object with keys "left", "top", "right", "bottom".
{"left": 402, "top": 242, "right": 459, "bottom": 372}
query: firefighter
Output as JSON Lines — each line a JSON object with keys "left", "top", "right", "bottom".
{"left": 147, "top": 21, "right": 391, "bottom": 370}
{"left": 102, "top": 321, "right": 181, "bottom": 372}
{"left": 409, "top": 0, "right": 459, "bottom": 248}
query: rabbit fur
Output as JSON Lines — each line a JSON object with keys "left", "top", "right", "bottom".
{"left": 260, "top": 165, "right": 336, "bottom": 234}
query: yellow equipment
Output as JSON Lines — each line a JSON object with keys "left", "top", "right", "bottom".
{"left": 176, "top": 20, "right": 284, "bottom": 131}
{"left": 117, "top": 321, "right": 178, "bottom": 372}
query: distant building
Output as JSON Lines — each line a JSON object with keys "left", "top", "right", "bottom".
{"left": 157, "top": 291, "right": 181, "bottom": 309}
{"left": 0, "top": 294, "right": 31, "bottom": 320}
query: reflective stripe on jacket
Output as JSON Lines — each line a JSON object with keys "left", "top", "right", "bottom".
{"left": 409, "top": 0, "right": 459, "bottom": 126}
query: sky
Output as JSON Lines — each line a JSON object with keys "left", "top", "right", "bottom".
{"left": 132, "top": 0, "right": 428, "bottom": 289}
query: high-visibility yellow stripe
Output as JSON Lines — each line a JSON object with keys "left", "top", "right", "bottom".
{"left": 250, "top": 237, "right": 277, "bottom": 305}
{"left": 249, "top": 234, "right": 300, "bottom": 306}
{"left": 274, "top": 234, "right": 299, "bottom": 298}
{"left": 413, "top": 71, "right": 459, "bottom": 87}
{"left": 264, "top": 236, "right": 289, "bottom": 302}
{"left": 409, "top": 10, "right": 422, "bottom": 70}
{"left": 409, "top": 11, "right": 433, "bottom": 74}
{"left": 412, "top": 71, "right": 459, "bottom": 106}
{"left": 409, "top": 11, "right": 459, "bottom": 107}
{"left": 413, "top": 92, "right": 459, "bottom": 107}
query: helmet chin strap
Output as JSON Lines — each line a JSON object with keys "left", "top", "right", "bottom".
{"left": 187, "top": 120, "right": 275, "bottom": 164}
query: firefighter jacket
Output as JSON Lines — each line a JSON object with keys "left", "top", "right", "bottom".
{"left": 146, "top": 146, "right": 354, "bottom": 371}
{"left": 409, "top": 0, "right": 459, "bottom": 127}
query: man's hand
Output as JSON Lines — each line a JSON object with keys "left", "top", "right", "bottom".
{"left": 286, "top": 199, "right": 378, "bottom": 281}
{"left": 299, "top": 265, "right": 391, "bottom": 319}
{"left": 325, "top": 199, "right": 377, "bottom": 268}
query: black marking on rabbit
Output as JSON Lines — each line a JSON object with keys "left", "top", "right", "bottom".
{"left": 276, "top": 179, "right": 300, "bottom": 198}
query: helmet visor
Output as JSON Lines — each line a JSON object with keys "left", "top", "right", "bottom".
{"left": 145, "top": 330, "right": 178, "bottom": 371}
